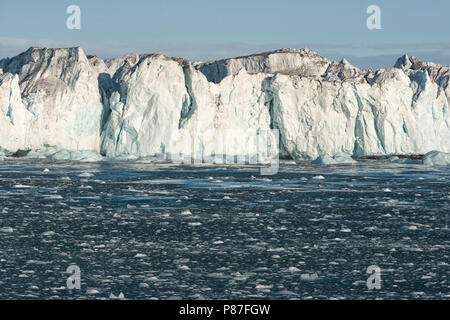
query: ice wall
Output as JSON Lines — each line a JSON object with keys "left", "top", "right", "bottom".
{"left": 0, "top": 47, "right": 448, "bottom": 160}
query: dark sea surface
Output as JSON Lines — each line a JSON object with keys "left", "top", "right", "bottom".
{"left": 0, "top": 159, "right": 448, "bottom": 300}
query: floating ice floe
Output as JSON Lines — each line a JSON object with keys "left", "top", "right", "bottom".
{"left": 180, "top": 210, "right": 192, "bottom": 216}
{"left": 86, "top": 289, "right": 100, "bottom": 295}
{"left": 332, "top": 152, "right": 357, "bottom": 164}
{"left": 13, "top": 184, "right": 32, "bottom": 188}
{"left": 311, "top": 155, "right": 337, "bottom": 165}
{"left": 47, "top": 150, "right": 104, "bottom": 162}
{"left": 42, "top": 231, "right": 56, "bottom": 237}
{"left": 388, "top": 156, "right": 421, "bottom": 164}
{"left": 109, "top": 292, "right": 125, "bottom": 300}
{"left": 178, "top": 265, "right": 191, "bottom": 271}
{"left": 387, "top": 151, "right": 450, "bottom": 166}
{"left": 300, "top": 273, "right": 319, "bottom": 281}
{"left": 78, "top": 172, "right": 93, "bottom": 178}
{"left": 422, "top": 151, "right": 450, "bottom": 166}
{"left": 311, "top": 153, "right": 356, "bottom": 165}
{"left": 22, "top": 147, "right": 59, "bottom": 159}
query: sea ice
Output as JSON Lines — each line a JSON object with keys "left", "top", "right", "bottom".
{"left": 47, "top": 150, "right": 103, "bottom": 162}
{"left": 332, "top": 153, "right": 357, "bottom": 164}
{"left": 422, "top": 151, "right": 450, "bottom": 166}
{"left": 311, "top": 155, "right": 337, "bottom": 165}
{"left": 311, "top": 153, "right": 356, "bottom": 164}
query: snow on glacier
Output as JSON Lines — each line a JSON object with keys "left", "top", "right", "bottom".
{"left": 0, "top": 47, "right": 449, "bottom": 161}
{"left": 194, "top": 48, "right": 331, "bottom": 83}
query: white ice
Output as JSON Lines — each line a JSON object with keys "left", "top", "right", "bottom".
{"left": 0, "top": 47, "right": 449, "bottom": 161}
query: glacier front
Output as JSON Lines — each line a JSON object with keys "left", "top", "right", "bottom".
{"left": 0, "top": 47, "right": 449, "bottom": 161}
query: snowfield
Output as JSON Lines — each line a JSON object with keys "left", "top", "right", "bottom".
{"left": 0, "top": 47, "right": 449, "bottom": 163}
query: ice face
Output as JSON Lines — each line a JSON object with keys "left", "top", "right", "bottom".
{"left": 0, "top": 47, "right": 449, "bottom": 161}
{"left": 101, "top": 55, "right": 188, "bottom": 157}
{"left": 0, "top": 47, "right": 103, "bottom": 153}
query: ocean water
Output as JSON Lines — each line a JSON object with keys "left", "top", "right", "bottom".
{"left": 0, "top": 159, "right": 448, "bottom": 300}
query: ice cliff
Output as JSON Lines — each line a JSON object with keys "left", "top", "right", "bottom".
{"left": 0, "top": 47, "right": 103, "bottom": 153}
{"left": 0, "top": 47, "right": 449, "bottom": 161}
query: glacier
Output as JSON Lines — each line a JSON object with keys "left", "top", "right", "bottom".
{"left": 0, "top": 47, "right": 449, "bottom": 162}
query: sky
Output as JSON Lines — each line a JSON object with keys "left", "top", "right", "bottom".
{"left": 1, "top": 0, "right": 449, "bottom": 69}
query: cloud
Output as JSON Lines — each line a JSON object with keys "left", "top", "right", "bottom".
{"left": 0, "top": 37, "right": 65, "bottom": 58}
{"left": 364, "top": 42, "right": 450, "bottom": 50}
